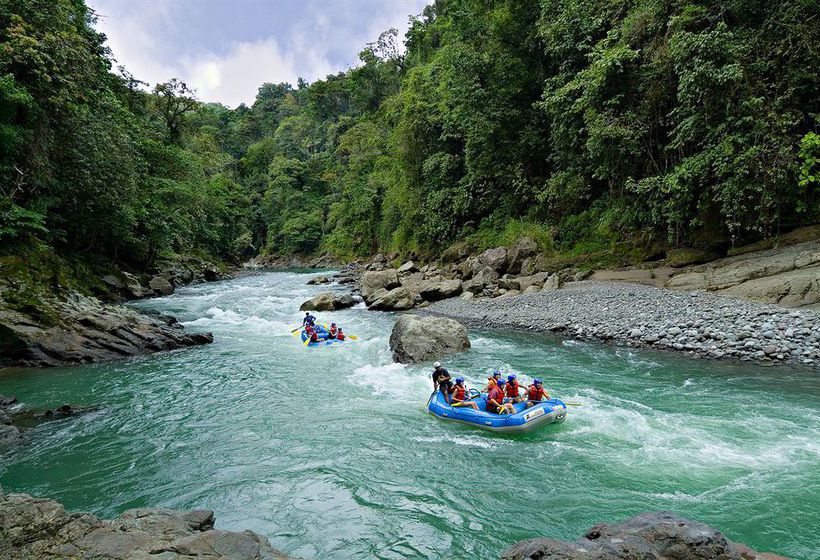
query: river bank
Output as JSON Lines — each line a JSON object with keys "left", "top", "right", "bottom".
{"left": 427, "top": 281, "right": 820, "bottom": 367}
{"left": 0, "top": 492, "right": 786, "bottom": 560}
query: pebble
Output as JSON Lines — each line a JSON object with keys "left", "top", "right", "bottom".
{"left": 427, "top": 282, "right": 820, "bottom": 368}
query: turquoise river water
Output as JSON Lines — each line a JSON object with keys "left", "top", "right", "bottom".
{"left": 1, "top": 271, "right": 819, "bottom": 559}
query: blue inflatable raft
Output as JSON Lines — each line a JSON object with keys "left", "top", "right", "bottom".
{"left": 426, "top": 389, "right": 567, "bottom": 433}
{"left": 300, "top": 325, "right": 344, "bottom": 347}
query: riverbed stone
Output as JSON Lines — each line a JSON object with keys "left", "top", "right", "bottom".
{"left": 389, "top": 314, "right": 470, "bottom": 363}
{"left": 306, "top": 275, "right": 330, "bottom": 285}
{"left": 299, "top": 292, "right": 356, "bottom": 311}
{"left": 361, "top": 269, "right": 400, "bottom": 303}
{"left": 417, "top": 279, "right": 462, "bottom": 302}
{"left": 369, "top": 286, "right": 416, "bottom": 311}
{"left": 506, "top": 237, "right": 538, "bottom": 274}
{"left": 148, "top": 276, "right": 174, "bottom": 296}
{"left": 478, "top": 247, "right": 508, "bottom": 272}
{"left": 397, "top": 261, "right": 419, "bottom": 274}
{"left": 501, "top": 511, "right": 785, "bottom": 560}
{"left": 0, "top": 493, "right": 295, "bottom": 560}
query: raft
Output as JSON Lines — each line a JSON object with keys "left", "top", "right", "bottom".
{"left": 300, "top": 325, "right": 345, "bottom": 347}
{"left": 426, "top": 389, "right": 567, "bottom": 433}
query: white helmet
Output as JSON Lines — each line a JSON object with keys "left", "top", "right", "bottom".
{"left": 433, "top": 361, "right": 442, "bottom": 368}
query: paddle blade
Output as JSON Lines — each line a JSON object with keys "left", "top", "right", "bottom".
{"left": 303, "top": 336, "right": 311, "bottom": 346}
{"left": 348, "top": 335, "right": 358, "bottom": 340}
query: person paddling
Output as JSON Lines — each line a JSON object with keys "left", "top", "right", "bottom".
{"left": 302, "top": 312, "right": 316, "bottom": 328}
{"left": 432, "top": 362, "right": 449, "bottom": 392}
{"left": 450, "top": 377, "right": 479, "bottom": 409}
{"left": 336, "top": 327, "right": 346, "bottom": 341}
{"left": 525, "top": 378, "right": 550, "bottom": 408}
{"left": 505, "top": 374, "right": 525, "bottom": 403}
{"left": 305, "top": 324, "right": 320, "bottom": 343}
{"left": 328, "top": 322, "right": 338, "bottom": 338}
{"left": 438, "top": 371, "right": 454, "bottom": 404}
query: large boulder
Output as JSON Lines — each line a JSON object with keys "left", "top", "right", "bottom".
{"left": 0, "top": 293, "right": 213, "bottom": 368}
{"left": 148, "top": 276, "right": 174, "bottom": 296}
{"left": 501, "top": 511, "right": 785, "bottom": 560}
{"left": 299, "top": 292, "right": 336, "bottom": 311}
{"left": 397, "top": 261, "right": 419, "bottom": 274}
{"left": 478, "top": 247, "right": 508, "bottom": 272}
{"left": 389, "top": 314, "right": 471, "bottom": 363}
{"left": 368, "top": 286, "right": 416, "bottom": 311}
{"left": 542, "top": 273, "right": 563, "bottom": 291}
{"left": 0, "top": 493, "right": 295, "bottom": 560}
{"left": 517, "top": 271, "right": 550, "bottom": 292}
{"left": 417, "top": 279, "right": 463, "bottom": 302}
{"left": 361, "top": 269, "right": 400, "bottom": 303}
{"left": 307, "top": 275, "right": 330, "bottom": 285}
{"left": 299, "top": 292, "right": 356, "bottom": 311}
{"left": 506, "top": 237, "right": 538, "bottom": 274}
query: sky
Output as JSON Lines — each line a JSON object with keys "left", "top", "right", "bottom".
{"left": 88, "top": 0, "right": 430, "bottom": 108}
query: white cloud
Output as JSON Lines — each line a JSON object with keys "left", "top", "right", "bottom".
{"left": 90, "top": 0, "right": 431, "bottom": 108}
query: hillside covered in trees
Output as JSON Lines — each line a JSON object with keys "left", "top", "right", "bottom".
{"left": 2, "top": 0, "right": 818, "bottom": 273}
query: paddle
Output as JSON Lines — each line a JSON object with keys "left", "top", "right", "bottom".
{"left": 347, "top": 335, "right": 358, "bottom": 340}
{"left": 291, "top": 326, "right": 303, "bottom": 335}
{"left": 563, "top": 402, "right": 584, "bottom": 407}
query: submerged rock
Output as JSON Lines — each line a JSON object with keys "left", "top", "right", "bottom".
{"left": 307, "top": 275, "right": 330, "bottom": 285}
{"left": 389, "top": 314, "right": 471, "bottom": 363}
{"left": 501, "top": 511, "right": 786, "bottom": 560}
{"left": 0, "top": 493, "right": 296, "bottom": 560}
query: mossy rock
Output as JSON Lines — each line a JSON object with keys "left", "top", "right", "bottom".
{"left": 665, "top": 248, "right": 722, "bottom": 268}
{"left": 727, "top": 224, "right": 820, "bottom": 257}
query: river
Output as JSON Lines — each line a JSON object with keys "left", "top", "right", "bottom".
{"left": 1, "top": 271, "right": 818, "bottom": 559}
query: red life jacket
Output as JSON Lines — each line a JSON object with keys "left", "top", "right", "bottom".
{"left": 337, "top": 332, "right": 345, "bottom": 340}
{"left": 329, "top": 327, "right": 338, "bottom": 337}
{"left": 453, "top": 385, "right": 466, "bottom": 401}
{"left": 488, "top": 386, "right": 503, "bottom": 405}
{"left": 505, "top": 380, "right": 520, "bottom": 398}
{"left": 528, "top": 385, "right": 547, "bottom": 401}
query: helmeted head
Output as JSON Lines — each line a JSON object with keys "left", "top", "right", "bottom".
{"left": 508, "top": 374, "right": 517, "bottom": 382}
{"left": 433, "top": 361, "right": 442, "bottom": 369}
{"left": 496, "top": 378, "right": 507, "bottom": 386}
{"left": 455, "top": 377, "right": 464, "bottom": 385}
{"left": 331, "top": 323, "right": 336, "bottom": 327}
{"left": 533, "top": 378, "right": 543, "bottom": 386}
{"left": 305, "top": 312, "right": 310, "bottom": 316}
{"left": 492, "top": 369, "right": 501, "bottom": 379}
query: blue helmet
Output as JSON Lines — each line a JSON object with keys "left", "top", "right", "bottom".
{"left": 497, "top": 378, "right": 507, "bottom": 385}
{"left": 492, "top": 369, "right": 501, "bottom": 377}
{"left": 533, "top": 378, "right": 543, "bottom": 385}
{"left": 455, "top": 377, "right": 464, "bottom": 384}
{"left": 508, "top": 374, "right": 516, "bottom": 381}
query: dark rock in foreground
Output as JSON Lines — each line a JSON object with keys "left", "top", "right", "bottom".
{"left": 0, "top": 292, "right": 212, "bottom": 368}
{"left": 501, "top": 511, "right": 787, "bottom": 560}
{"left": 389, "top": 314, "right": 470, "bottom": 363}
{"left": 0, "top": 492, "right": 296, "bottom": 559}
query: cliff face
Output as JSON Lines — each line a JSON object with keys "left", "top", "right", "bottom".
{"left": 0, "top": 492, "right": 296, "bottom": 560}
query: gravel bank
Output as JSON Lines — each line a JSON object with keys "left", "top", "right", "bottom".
{"left": 427, "top": 281, "right": 820, "bottom": 367}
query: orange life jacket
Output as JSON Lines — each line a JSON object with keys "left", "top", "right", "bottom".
{"left": 528, "top": 386, "right": 547, "bottom": 401}
{"left": 505, "top": 380, "right": 520, "bottom": 398}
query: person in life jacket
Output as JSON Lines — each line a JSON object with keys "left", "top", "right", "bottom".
{"left": 483, "top": 369, "right": 503, "bottom": 393}
{"left": 488, "top": 379, "right": 515, "bottom": 414}
{"left": 328, "top": 323, "right": 338, "bottom": 338}
{"left": 305, "top": 324, "right": 319, "bottom": 343}
{"left": 336, "top": 327, "right": 346, "bottom": 341}
{"left": 450, "top": 377, "right": 479, "bottom": 409}
{"left": 302, "top": 312, "right": 316, "bottom": 328}
{"left": 505, "top": 374, "right": 525, "bottom": 403}
{"left": 525, "top": 378, "right": 550, "bottom": 408}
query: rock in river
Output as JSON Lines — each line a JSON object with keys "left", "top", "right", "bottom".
{"left": 501, "top": 511, "right": 786, "bottom": 560}
{"left": 0, "top": 292, "right": 212, "bottom": 368}
{"left": 369, "top": 286, "right": 416, "bottom": 311}
{"left": 299, "top": 292, "right": 356, "bottom": 311}
{"left": 0, "top": 492, "right": 296, "bottom": 559}
{"left": 389, "top": 314, "right": 471, "bottom": 363}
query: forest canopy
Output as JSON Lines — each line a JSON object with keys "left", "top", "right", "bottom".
{"left": 1, "top": 0, "right": 818, "bottom": 268}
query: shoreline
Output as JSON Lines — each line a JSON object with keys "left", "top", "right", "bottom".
{"left": 425, "top": 281, "right": 820, "bottom": 368}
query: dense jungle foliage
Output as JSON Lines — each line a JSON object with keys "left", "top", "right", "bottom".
{"left": 1, "top": 0, "right": 818, "bottom": 268}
